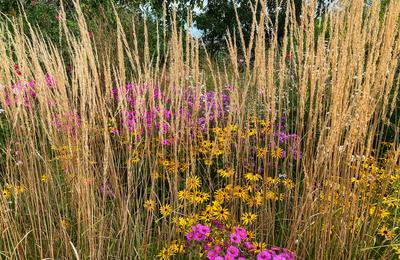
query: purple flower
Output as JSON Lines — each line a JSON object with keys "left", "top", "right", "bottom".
{"left": 111, "top": 129, "right": 119, "bottom": 135}
{"left": 215, "top": 257, "right": 224, "bottom": 260}
{"left": 162, "top": 139, "right": 171, "bottom": 146}
{"left": 185, "top": 232, "right": 195, "bottom": 240}
{"left": 244, "top": 241, "right": 255, "bottom": 250}
{"left": 212, "top": 220, "right": 224, "bottom": 229}
{"left": 226, "top": 245, "right": 239, "bottom": 257}
{"left": 224, "top": 254, "right": 235, "bottom": 260}
{"left": 214, "top": 245, "right": 222, "bottom": 254}
{"left": 198, "top": 224, "right": 211, "bottom": 235}
{"left": 194, "top": 232, "right": 205, "bottom": 241}
{"left": 277, "top": 253, "right": 295, "bottom": 260}
{"left": 234, "top": 227, "right": 247, "bottom": 239}
{"left": 207, "top": 250, "right": 218, "bottom": 259}
{"left": 230, "top": 233, "right": 241, "bottom": 244}
{"left": 257, "top": 251, "right": 272, "bottom": 260}
{"left": 45, "top": 74, "right": 55, "bottom": 87}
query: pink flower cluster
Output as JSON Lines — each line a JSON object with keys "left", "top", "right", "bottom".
{"left": 111, "top": 83, "right": 232, "bottom": 145}
{"left": 1, "top": 65, "right": 57, "bottom": 108}
{"left": 186, "top": 224, "right": 211, "bottom": 241}
{"left": 51, "top": 112, "right": 81, "bottom": 135}
{"left": 256, "top": 247, "right": 295, "bottom": 260}
{"left": 185, "top": 222, "right": 295, "bottom": 260}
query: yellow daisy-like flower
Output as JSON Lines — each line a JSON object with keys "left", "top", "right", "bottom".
{"left": 130, "top": 151, "right": 140, "bottom": 163}
{"left": 256, "top": 148, "right": 267, "bottom": 158}
{"left": 233, "top": 186, "right": 249, "bottom": 200}
{"left": 213, "top": 207, "right": 230, "bottom": 221}
{"left": 15, "top": 185, "right": 25, "bottom": 194}
{"left": 227, "top": 124, "right": 238, "bottom": 132}
{"left": 60, "top": 219, "right": 70, "bottom": 229}
{"left": 266, "top": 191, "right": 277, "bottom": 200}
{"left": 282, "top": 179, "right": 294, "bottom": 189}
{"left": 265, "top": 177, "right": 281, "bottom": 186}
{"left": 2, "top": 189, "right": 11, "bottom": 199}
{"left": 178, "top": 190, "right": 191, "bottom": 201}
{"left": 144, "top": 200, "right": 156, "bottom": 211}
{"left": 217, "top": 168, "right": 234, "bottom": 178}
{"left": 211, "top": 148, "right": 223, "bottom": 156}
{"left": 186, "top": 176, "right": 201, "bottom": 191}
{"left": 247, "top": 129, "right": 257, "bottom": 137}
{"left": 157, "top": 247, "right": 172, "bottom": 259}
{"left": 151, "top": 171, "right": 160, "bottom": 180}
{"left": 204, "top": 159, "right": 213, "bottom": 166}
{"left": 245, "top": 172, "right": 262, "bottom": 182}
{"left": 253, "top": 241, "right": 266, "bottom": 253}
{"left": 272, "top": 147, "right": 284, "bottom": 159}
{"left": 379, "top": 209, "right": 390, "bottom": 219}
{"left": 197, "top": 192, "right": 211, "bottom": 204}
{"left": 241, "top": 212, "right": 257, "bottom": 225}
{"left": 215, "top": 189, "right": 230, "bottom": 203}
{"left": 368, "top": 206, "right": 376, "bottom": 215}
{"left": 247, "top": 192, "right": 264, "bottom": 207}
{"left": 378, "top": 226, "right": 394, "bottom": 240}
{"left": 41, "top": 175, "right": 49, "bottom": 183}
{"left": 179, "top": 162, "right": 189, "bottom": 172}
{"left": 160, "top": 204, "right": 172, "bottom": 217}
{"left": 247, "top": 230, "right": 256, "bottom": 239}
{"left": 173, "top": 216, "right": 187, "bottom": 228}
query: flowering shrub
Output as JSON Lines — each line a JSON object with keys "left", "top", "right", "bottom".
{"left": 183, "top": 223, "right": 295, "bottom": 260}
{"left": 352, "top": 144, "right": 400, "bottom": 257}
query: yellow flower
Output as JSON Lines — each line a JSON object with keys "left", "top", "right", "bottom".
{"left": 393, "top": 246, "right": 400, "bottom": 256}
{"left": 247, "top": 230, "right": 256, "bottom": 239}
{"left": 60, "top": 219, "right": 70, "bottom": 229}
{"left": 233, "top": 186, "right": 249, "bottom": 200}
{"left": 246, "top": 192, "right": 264, "bottom": 207}
{"left": 130, "top": 151, "right": 140, "bottom": 163}
{"left": 157, "top": 248, "right": 172, "bottom": 259}
{"left": 186, "top": 176, "right": 201, "bottom": 191}
{"left": 380, "top": 209, "right": 390, "bottom": 219}
{"left": 178, "top": 190, "right": 191, "bottom": 201}
{"left": 227, "top": 124, "right": 238, "bottom": 132}
{"left": 41, "top": 175, "right": 49, "bottom": 183}
{"left": 253, "top": 242, "right": 266, "bottom": 253}
{"left": 191, "top": 192, "right": 210, "bottom": 204}
{"left": 217, "top": 168, "right": 234, "bottom": 178}
{"left": 203, "top": 159, "right": 213, "bottom": 166}
{"left": 144, "top": 200, "right": 156, "bottom": 211}
{"left": 241, "top": 212, "right": 257, "bottom": 225}
{"left": 151, "top": 171, "right": 160, "bottom": 180}
{"left": 215, "top": 189, "right": 230, "bottom": 203}
{"left": 247, "top": 129, "right": 257, "bottom": 137}
{"left": 211, "top": 148, "right": 223, "bottom": 156}
{"left": 369, "top": 206, "right": 376, "bottom": 215}
{"left": 378, "top": 226, "right": 394, "bottom": 240}
{"left": 256, "top": 148, "right": 267, "bottom": 158}
{"left": 160, "top": 204, "right": 172, "bottom": 217}
{"left": 15, "top": 185, "right": 25, "bottom": 194}
{"left": 282, "top": 179, "right": 294, "bottom": 189}
{"left": 179, "top": 162, "right": 189, "bottom": 172}
{"left": 173, "top": 217, "right": 187, "bottom": 228}
{"left": 265, "top": 177, "right": 280, "bottom": 186}
{"left": 266, "top": 191, "right": 277, "bottom": 200}
{"left": 201, "top": 140, "right": 212, "bottom": 148}
{"left": 245, "top": 172, "right": 262, "bottom": 182}
{"left": 213, "top": 207, "right": 230, "bottom": 221}
{"left": 2, "top": 189, "right": 11, "bottom": 199}
{"left": 272, "top": 147, "right": 284, "bottom": 159}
